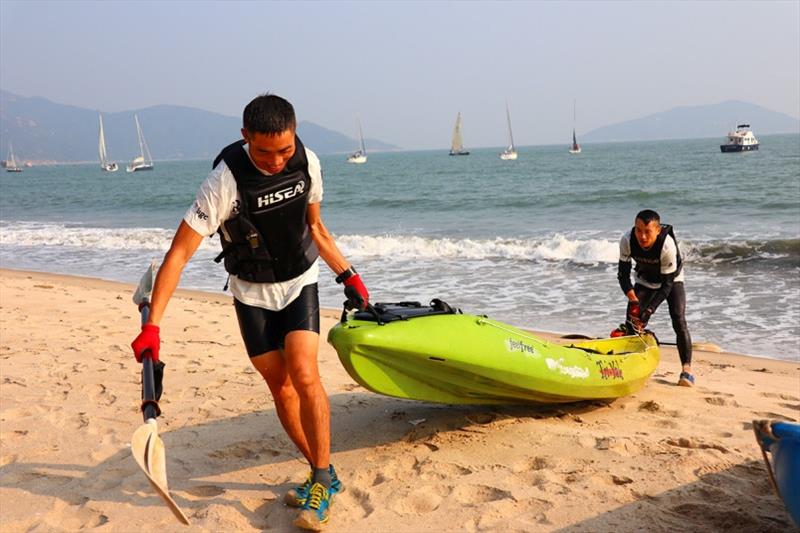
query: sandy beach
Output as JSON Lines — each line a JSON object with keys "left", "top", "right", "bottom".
{"left": 0, "top": 268, "right": 797, "bottom": 532}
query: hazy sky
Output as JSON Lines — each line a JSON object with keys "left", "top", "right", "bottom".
{"left": 1, "top": 1, "right": 798, "bottom": 150}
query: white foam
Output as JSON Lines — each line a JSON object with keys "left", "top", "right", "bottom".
{"left": 0, "top": 222, "right": 621, "bottom": 265}
{"left": 336, "top": 233, "right": 619, "bottom": 264}
{"left": 0, "top": 221, "right": 219, "bottom": 251}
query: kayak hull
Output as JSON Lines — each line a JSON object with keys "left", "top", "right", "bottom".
{"left": 328, "top": 312, "right": 660, "bottom": 405}
{"left": 755, "top": 420, "right": 800, "bottom": 526}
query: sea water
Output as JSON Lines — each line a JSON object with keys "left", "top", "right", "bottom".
{"left": 1, "top": 134, "right": 798, "bottom": 360}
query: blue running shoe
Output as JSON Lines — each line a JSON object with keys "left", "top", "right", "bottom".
{"left": 284, "top": 464, "right": 342, "bottom": 507}
{"left": 293, "top": 482, "right": 331, "bottom": 531}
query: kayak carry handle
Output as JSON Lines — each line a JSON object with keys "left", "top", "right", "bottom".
{"left": 342, "top": 286, "right": 383, "bottom": 325}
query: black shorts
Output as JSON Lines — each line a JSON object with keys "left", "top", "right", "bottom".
{"left": 233, "top": 283, "right": 321, "bottom": 357}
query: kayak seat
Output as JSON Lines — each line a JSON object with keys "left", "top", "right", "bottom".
{"left": 352, "top": 299, "right": 461, "bottom": 324}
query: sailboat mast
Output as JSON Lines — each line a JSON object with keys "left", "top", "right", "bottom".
{"left": 573, "top": 99, "right": 577, "bottom": 125}
{"left": 357, "top": 116, "right": 366, "bottom": 153}
{"left": 135, "top": 115, "right": 145, "bottom": 158}
{"left": 506, "top": 103, "right": 515, "bottom": 149}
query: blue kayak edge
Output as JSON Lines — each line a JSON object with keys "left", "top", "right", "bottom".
{"left": 754, "top": 420, "right": 800, "bottom": 527}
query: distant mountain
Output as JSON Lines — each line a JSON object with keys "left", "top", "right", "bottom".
{"left": 583, "top": 100, "right": 800, "bottom": 143}
{"left": 0, "top": 90, "right": 399, "bottom": 162}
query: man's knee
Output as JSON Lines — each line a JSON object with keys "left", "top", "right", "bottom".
{"left": 288, "top": 365, "right": 322, "bottom": 394}
{"left": 671, "top": 316, "right": 688, "bottom": 333}
{"left": 250, "top": 351, "right": 288, "bottom": 384}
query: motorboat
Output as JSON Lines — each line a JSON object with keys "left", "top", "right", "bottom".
{"left": 720, "top": 124, "right": 759, "bottom": 152}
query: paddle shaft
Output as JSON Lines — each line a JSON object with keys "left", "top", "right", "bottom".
{"left": 139, "top": 302, "right": 159, "bottom": 421}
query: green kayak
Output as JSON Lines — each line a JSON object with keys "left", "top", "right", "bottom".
{"left": 328, "top": 300, "right": 660, "bottom": 405}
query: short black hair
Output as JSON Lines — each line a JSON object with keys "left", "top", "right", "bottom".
{"left": 636, "top": 209, "right": 661, "bottom": 225}
{"left": 243, "top": 94, "right": 296, "bottom": 135}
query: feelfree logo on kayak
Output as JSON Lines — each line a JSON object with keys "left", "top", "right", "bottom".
{"left": 506, "top": 338, "right": 537, "bottom": 357}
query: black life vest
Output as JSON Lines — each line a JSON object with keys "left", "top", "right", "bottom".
{"left": 212, "top": 136, "right": 318, "bottom": 283}
{"left": 629, "top": 224, "right": 683, "bottom": 284}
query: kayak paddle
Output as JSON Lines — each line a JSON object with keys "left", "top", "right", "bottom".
{"left": 130, "top": 262, "right": 190, "bottom": 525}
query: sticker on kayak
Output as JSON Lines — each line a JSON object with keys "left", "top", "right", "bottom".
{"left": 596, "top": 359, "right": 624, "bottom": 380}
{"left": 545, "top": 358, "right": 590, "bottom": 379}
{"left": 506, "top": 338, "right": 537, "bottom": 356}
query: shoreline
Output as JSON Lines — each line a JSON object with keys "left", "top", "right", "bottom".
{"left": 0, "top": 268, "right": 798, "bottom": 531}
{"left": 0, "top": 267, "right": 789, "bottom": 363}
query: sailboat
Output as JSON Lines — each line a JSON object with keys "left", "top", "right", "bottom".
{"left": 569, "top": 99, "right": 582, "bottom": 154}
{"left": 347, "top": 115, "right": 367, "bottom": 164}
{"left": 499, "top": 103, "right": 518, "bottom": 160}
{"left": 127, "top": 114, "right": 154, "bottom": 172}
{"left": 5, "top": 143, "right": 22, "bottom": 173}
{"left": 449, "top": 112, "right": 470, "bottom": 156}
{"left": 98, "top": 115, "right": 119, "bottom": 172}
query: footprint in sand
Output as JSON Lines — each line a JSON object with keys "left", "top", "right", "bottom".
{"left": 668, "top": 502, "right": 764, "bottom": 531}
{"left": 393, "top": 485, "right": 449, "bottom": 514}
{"left": 655, "top": 419, "right": 678, "bottom": 429}
{"left": 664, "top": 437, "right": 729, "bottom": 453}
{"left": 510, "top": 456, "right": 550, "bottom": 474}
{"left": 2, "top": 376, "right": 26, "bottom": 387}
{"left": 91, "top": 383, "right": 117, "bottom": 406}
{"left": 343, "top": 486, "right": 376, "bottom": 518}
{"left": 704, "top": 396, "right": 727, "bottom": 406}
{"left": 185, "top": 484, "right": 226, "bottom": 497}
{"left": 760, "top": 391, "right": 800, "bottom": 401}
{"left": 417, "top": 461, "right": 472, "bottom": 481}
{"left": 751, "top": 411, "right": 797, "bottom": 422}
{"left": 452, "top": 484, "right": 513, "bottom": 505}
{"left": 92, "top": 468, "right": 132, "bottom": 491}
{"left": 638, "top": 400, "right": 661, "bottom": 412}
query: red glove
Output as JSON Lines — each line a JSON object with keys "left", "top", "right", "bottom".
{"left": 344, "top": 273, "right": 369, "bottom": 308}
{"left": 626, "top": 301, "right": 644, "bottom": 333}
{"left": 131, "top": 324, "right": 160, "bottom": 363}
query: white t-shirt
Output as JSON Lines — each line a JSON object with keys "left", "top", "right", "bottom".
{"left": 619, "top": 230, "right": 685, "bottom": 289}
{"left": 184, "top": 143, "right": 324, "bottom": 310}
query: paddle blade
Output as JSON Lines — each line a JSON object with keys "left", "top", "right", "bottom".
{"left": 131, "top": 421, "right": 190, "bottom": 525}
{"left": 133, "top": 260, "right": 157, "bottom": 307}
{"left": 146, "top": 430, "right": 169, "bottom": 490}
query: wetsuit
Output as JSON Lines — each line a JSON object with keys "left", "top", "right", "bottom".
{"left": 618, "top": 227, "right": 692, "bottom": 366}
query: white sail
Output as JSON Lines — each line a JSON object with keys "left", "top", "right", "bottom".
{"left": 347, "top": 115, "right": 367, "bottom": 164}
{"left": 98, "top": 115, "right": 118, "bottom": 171}
{"left": 449, "top": 112, "right": 469, "bottom": 155}
{"left": 6, "top": 143, "right": 22, "bottom": 172}
{"left": 127, "top": 114, "right": 154, "bottom": 172}
{"left": 500, "top": 103, "right": 518, "bottom": 160}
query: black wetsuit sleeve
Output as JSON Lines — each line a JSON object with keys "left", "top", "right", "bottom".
{"left": 617, "top": 261, "right": 633, "bottom": 294}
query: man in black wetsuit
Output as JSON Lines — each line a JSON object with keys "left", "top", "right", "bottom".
{"left": 617, "top": 209, "right": 694, "bottom": 386}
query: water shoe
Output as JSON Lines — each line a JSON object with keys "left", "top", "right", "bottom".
{"left": 293, "top": 482, "right": 331, "bottom": 531}
{"left": 285, "top": 464, "right": 342, "bottom": 507}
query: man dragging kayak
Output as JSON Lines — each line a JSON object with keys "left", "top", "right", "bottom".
{"left": 131, "top": 93, "right": 369, "bottom": 530}
{"left": 616, "top": 209, "right": 694, "bottom": 386}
